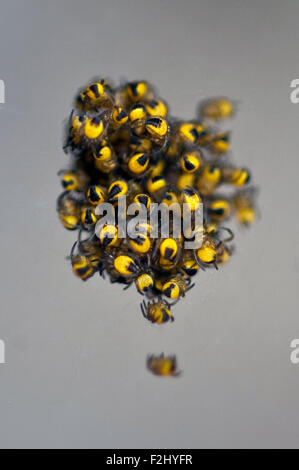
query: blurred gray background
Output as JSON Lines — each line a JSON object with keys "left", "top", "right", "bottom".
{"left": 0, "top": 0, "right": 298, "bottom": 449}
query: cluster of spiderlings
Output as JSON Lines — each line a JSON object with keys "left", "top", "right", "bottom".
{"left": 57, "top": 78, "right": 258, "bottom": 340}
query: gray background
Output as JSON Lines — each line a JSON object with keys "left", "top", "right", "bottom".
{"left": 0, "top": 0, "right": 298, "bottom": 449}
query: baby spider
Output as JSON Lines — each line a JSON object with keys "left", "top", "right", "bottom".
{"left": 147, "top": 354, "right": 181, "bottom": 377}
{"left": 141, "top": 298, "right": 174, "bottom": 324}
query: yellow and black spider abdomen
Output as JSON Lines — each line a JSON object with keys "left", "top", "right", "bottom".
{"left": 108, "top": 180, "right": 128, "bottom": 201}
{"left": 232, "top": 168, "right": 251, "bottom": 186}
{"left": 141, "top": 300, "right": 173, "bottom": 324}
{"left": 200, "top": 97, "right": 235, "bottom": 121}
{"left": 129, "top": 103, "right": 147, "bottom": 123}
{"left": 135, "top": 273, "right": 154, "bottom": 294}
{"left": 147, "top": 354, "right": 179, "bottom": 376}
{"left": 179, "top": 123, "right": 199, "bottom": 144}
{"left": 93, "top": 144, "right": 112, "bottom": 162}
{"left": 235, "top": 205, "right": 257, "bottom": 226}
{"left": 127, "top": 81, "right": 148, "bottom": 101}
{"left": 129, "top": 233, "right": 152, "bottom": 254}
{"left": 133, "top": 193, "right": 152, "bottom": 211}
{"left": 127, "top": 153, "right": 150, "bottom": 175}
{"left": 181, "top": 259, "right": 199, "bottom": 277}
{"left": 196, "top": 240, "right": 217, "bottom": 265}
{"left": 76, "top": 81, "right": 113, "bottom": 110}
{"left": 145, "top": 99, "right": 168, "bottom": 117}
{"left": 61, "top": 173, "right": 79, "bottom": 191}
{"left": 111, "top": 106, "right": 128, "bottom": 127}
{"left": 145, "top": 116, "right": 168, "bottom": 138}
{"left": 59, "top": 214, "right": 80, "bottom": 230}
{"left": 159, "top": 238, "right": 179, "bottom": 261}
{"left": 83, "top": 116, "right": 105, "bottom": 144}
{"left": 86, "top": 82, "right": 104, "bottom": 100}
{"left": 114, "top": 255, "right": 139, "bottom": 276}
{"left": 99, "top": 224, "right": 118, "bottom": 248}
{"left": 180, "top": 151, "right": 203, "bottom": 174}
{"left": 180, "top": 187, "right": 201, "bottom": 212}
{"left": 210, "top": 131, "right": 230, "bottom": 154}
{"left": 203, "top": 164, "right": 221, "bottom": 183}
{"left": 147, "top": 175, "right": 167, "bottom": 194}
{"left": 162, "top": 281, "right": 180, "bottom": 299}
{"left": 208, "top": 200, "right": 231, "bottom": 221}
{"left": 153, "top": 305, "right": 172, "bottom": 323}
{"left": 86, "top": 185, "right": 105, "bottom": 205}
{"left": 81, "top": 208, "right": 97, "bottom": 227}
{"left": 72, "top": 256, "right": 94, "bottom": 281}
